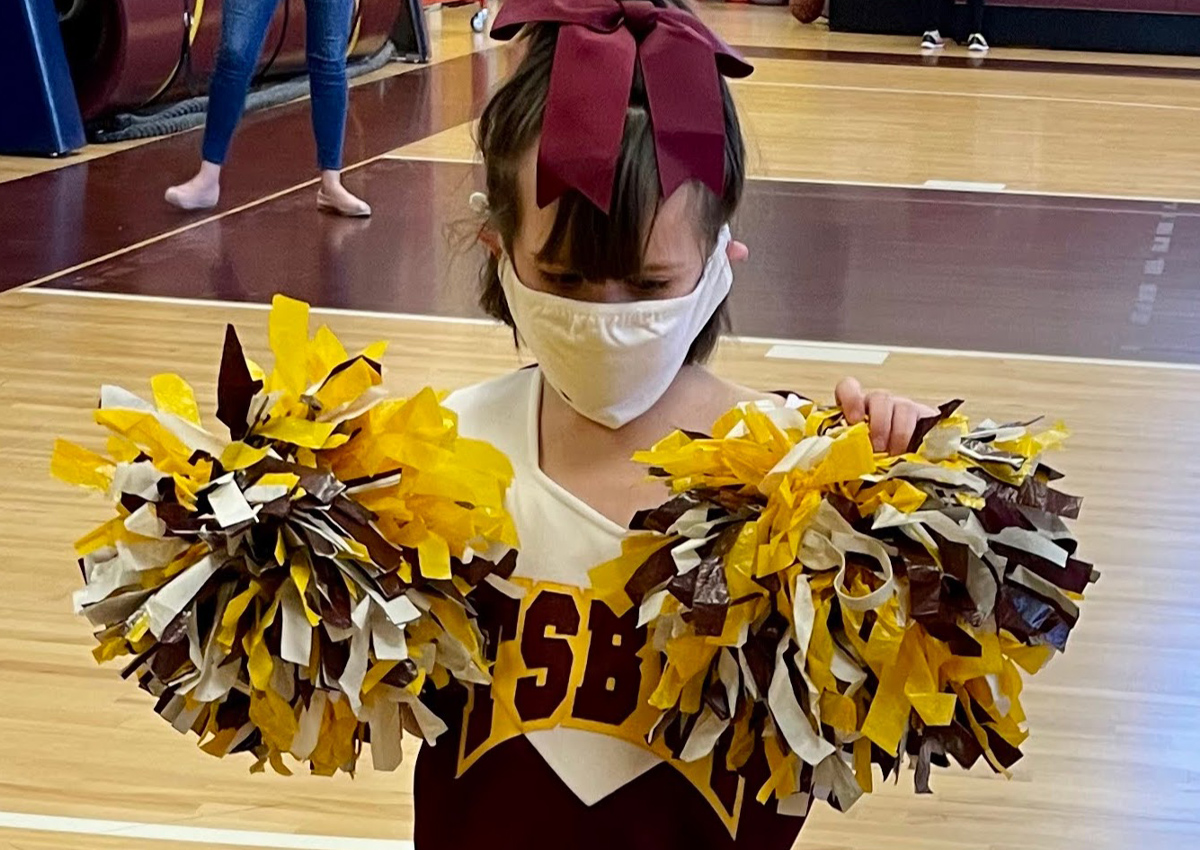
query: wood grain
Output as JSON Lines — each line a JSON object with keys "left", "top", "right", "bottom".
{"left": 1, "top": 290, "right": 1197, "bottom": 849}
{"left": 4, "top": 3, "right": 1200, "bottom": 847}
{"left": 392, "top": 57, "right": 1200, "bottom": 200}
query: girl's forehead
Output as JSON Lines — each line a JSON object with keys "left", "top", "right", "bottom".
{"left": 515, "top": 145, "right": 709, "bottom": 268}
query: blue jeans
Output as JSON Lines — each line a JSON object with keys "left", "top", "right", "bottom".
{"left": 201, "top": 0, "right": 353, "bottom": 171}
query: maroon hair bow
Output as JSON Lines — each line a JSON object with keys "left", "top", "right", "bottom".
{"left": 491, "top": 0, "right": 753, "bottom": 212}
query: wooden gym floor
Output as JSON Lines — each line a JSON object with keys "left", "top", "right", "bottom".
{"left": 1, "top": 4, "right": 1198, "bottom": 850}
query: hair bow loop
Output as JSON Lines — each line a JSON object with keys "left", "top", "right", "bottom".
{"left": 491, "top": 0, "right": 753, "bottom": 212}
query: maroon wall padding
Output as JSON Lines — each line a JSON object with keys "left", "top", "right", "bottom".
{"left": 957, "top": 0, "right": 1200, "bottom": 11}
{"left": 63, "top": 0, "right": 399, "bottom": 121}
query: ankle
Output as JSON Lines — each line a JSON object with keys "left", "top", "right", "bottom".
{"left": 195, "top": 161, "right": 222, "bottom": 185}
{"left": 320, "top": 170, "right": 344, "bottom": 192}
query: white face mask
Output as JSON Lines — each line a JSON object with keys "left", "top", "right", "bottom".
{"left": 499, "top": 226, "right": 733, "bottom": 429}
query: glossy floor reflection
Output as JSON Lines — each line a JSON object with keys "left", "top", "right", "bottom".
{"left": 0, "top": 50, "right": 507, "bottom": 290}
{"left": 45, "top": 160, "right": 1200, "bottom": 365}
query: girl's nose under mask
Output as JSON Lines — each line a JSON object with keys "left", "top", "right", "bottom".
{"left": 499, "top": 226, "right": 733, "bottom": 429}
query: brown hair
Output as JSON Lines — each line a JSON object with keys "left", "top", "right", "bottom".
{"left": 475, "top": 1, "right": 746, "bottom": 364}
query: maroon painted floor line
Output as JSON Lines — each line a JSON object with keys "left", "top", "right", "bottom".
{"left": 39, "top": 160, "right": 1200, "bottom": 365}
{"left": 0, "top": 50, "right": 506, "bottom": 293}
{"left": 735, "top": 45, "right": 1200, "bottom": 79}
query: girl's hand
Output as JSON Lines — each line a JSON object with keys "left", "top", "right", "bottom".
{"left": 726, "top": 242, "right": 934, "bottom": 456}
{"left": 835, "top": 377, "right": 938, "bottom": 456}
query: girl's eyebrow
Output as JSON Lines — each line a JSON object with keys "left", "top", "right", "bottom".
{"left": 534, "top": 258, "right": 689, "bottom": 277}
{"left": 640, "top": 261, "right": 688, "bottom": 275}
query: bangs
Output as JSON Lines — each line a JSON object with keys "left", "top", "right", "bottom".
{"left": 534, "top": 106, "right": 662, "bottom": 283}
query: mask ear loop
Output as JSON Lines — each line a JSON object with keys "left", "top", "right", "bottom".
{"left": 470, "top": 192, "right": 503, "bottom": 258}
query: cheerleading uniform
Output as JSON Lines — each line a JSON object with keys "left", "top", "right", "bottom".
{"left": 412, "top": 368, "right": 808, "bottom": 850}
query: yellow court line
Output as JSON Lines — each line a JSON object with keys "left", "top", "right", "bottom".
{"left": 380, "top": 153, "right": 480, "bottom": 164}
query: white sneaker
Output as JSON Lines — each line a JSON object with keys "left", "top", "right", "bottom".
{"left": 967, "top": 33, "right": 990, "bottom": 52}
{"left": 921, "top": 30, "right": 945, "bottom": 50}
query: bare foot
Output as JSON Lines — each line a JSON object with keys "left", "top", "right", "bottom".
{"left": 317, "top": 171, "right": 371, "bottom": 218}
{"left": 165, "top": 161, "right": 221, "bottom": 211}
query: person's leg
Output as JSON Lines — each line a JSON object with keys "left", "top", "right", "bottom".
{"left": 305, "top": 0, "right": 370, "bottom": 216}
{"left": 970, "top": 0, "right": 986, "bottom": 33}
{"left": 166, "top": 0, "right": 279, "bottom": 209}
{"left": 203, "top": 0, "right": 279, "bottom": 166}
{"left": 305, "top": 0, "right": 350, "bottom": 173}
{"left": 920, "top": 0, "right": 946, "bottom": 47}
{"left": 967, "top": 0, "right": 989, "bottom": 50}
{"left": 920, "top": 0, "right": 937, "bottom": 30}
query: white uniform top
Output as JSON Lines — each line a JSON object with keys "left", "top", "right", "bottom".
{"left": 444, "top": 368, "right": 662, "bottom": 805}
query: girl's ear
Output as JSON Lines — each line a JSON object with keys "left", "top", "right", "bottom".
{"left": 726, "top": 239, "right": 749, "bottom": 263}
{"left": 470, "top": 193, "right": 501, "bottom": 257}
{"left": 479, "top": 225, "right": 502, "bottom": 258}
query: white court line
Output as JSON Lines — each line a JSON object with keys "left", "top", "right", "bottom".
{"left": 0, "top": 811, "right": 413, "bottom": 850}
{"left": 766, "top": 343, "right": 889, "bottom": 365}
{"left": 734, "top": 79, "right": 1200, "bottom": 114}
{"left": 751, "top": 335, "right": 1200, "bottom": 372}
{"left": 21, "top": 287, "right": 1200, "bottom": 373}
{"left": 923, "top": 180, "right": 1007, "bottom": 192}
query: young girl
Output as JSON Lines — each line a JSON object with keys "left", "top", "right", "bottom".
{"left": 415, "top": 2, "right": 933, "bottom": 847}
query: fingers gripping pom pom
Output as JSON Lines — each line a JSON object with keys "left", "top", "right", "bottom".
{"left": 54, "top": 295, "right": 518, "bottom": 776}
{"left": 590, "top": 396, "right": 1095, "bottom": 812}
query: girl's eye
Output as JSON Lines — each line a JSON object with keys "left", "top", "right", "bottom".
{"left": 541, "top": 270, "right": 584, "bottom": 287}
{"left": 631, "top": 278, "right": 670, "bottom": 293}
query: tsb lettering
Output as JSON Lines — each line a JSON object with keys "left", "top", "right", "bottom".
{"left": 514, "top": 592, "right": 581, "bottom": 722}
{"left": 457, "top": 580, "right": 746, "bottom": 834}
{"left": 573, "top": 600, "right": 645, "bottom": 726}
